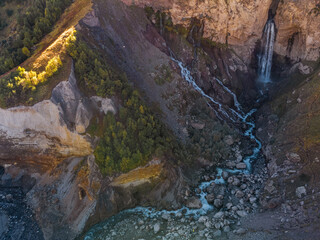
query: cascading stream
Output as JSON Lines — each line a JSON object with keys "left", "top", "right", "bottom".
{"left": 258, "top": 20, "right": 276, "bottom": 83}
{"left": 84, "top": 56, "right": 263, "bottom": 240}
{"left": 172, "top": 57, "right": 262, "bottom": 174}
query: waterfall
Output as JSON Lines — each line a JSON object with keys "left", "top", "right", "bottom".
{"left": 258, "top": 20, "right": 275, "bottom": 83}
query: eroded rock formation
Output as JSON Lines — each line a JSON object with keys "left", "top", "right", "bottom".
{"left": 121, "top": 0, "right": 320, "bottom": 63}
{"left": 0, "top": 60, "right": 187, "bottom": 239}
{"left": 274, "top": 0, "right": 320, "bottom": 61}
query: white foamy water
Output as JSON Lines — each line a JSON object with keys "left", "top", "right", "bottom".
{"left": 258, "top": 20, "right": 275, "bottom": 83}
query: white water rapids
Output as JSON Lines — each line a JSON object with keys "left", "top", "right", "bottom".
{"left": 258, "top": 20, "right": 275, "bottom": 83}
{"left": 84, "top": 57, "right": 263, "bottom": 239}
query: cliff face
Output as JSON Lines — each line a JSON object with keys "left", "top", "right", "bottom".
{"left": 274, "top": 0, "right": 320, "bottom": 61}
{"left": 0, "top": 59, "right": 187, "bottom": 239}
{"left": 121, "top": 0, "right": 320, "bottom": 64}
{"left": 0, "top": 100, "right": 92, "bottom": 170}
{"left": 121, "top": 0, "right": 272, "bottom": 62}
{"left": 0, "top": 63, "right": 120, "bottom": 172}
{"left": 170, "top": 0, "right": 272, "bottom": 62}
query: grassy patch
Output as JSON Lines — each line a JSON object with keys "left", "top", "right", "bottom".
{"left": 0, "top": 28, "right": 75, "bottom": 107}
{"left": 270, "top": 60, "right": 320, "bottom": 152}
{"left": 111, "top": 162, "right": 164, "bottom": 186}
{"left": 29, "top": 57, "right": 72, "bottom": 104}
{"left": 33, "top": 0, "right": 92, "bottom": 62}
{"left": 144, "top": 6, "right": 189, "bottom": 37}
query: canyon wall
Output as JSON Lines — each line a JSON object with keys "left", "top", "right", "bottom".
{"left": 121, "top": 0, "right": 320, "bottom": 63}
{"left": 274, "top": 0, "right": 320, "bottom": 61}
{"left": 0, "top": 59, "right": 187, "bottom": 239}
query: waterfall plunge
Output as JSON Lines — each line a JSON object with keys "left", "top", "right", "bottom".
{"left": 258, "top": 20, "right": 275, "bottom": 83}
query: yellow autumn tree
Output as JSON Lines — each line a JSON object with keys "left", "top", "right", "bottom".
{"left": 14, "top": 56, "right": 62, "bottom": 90}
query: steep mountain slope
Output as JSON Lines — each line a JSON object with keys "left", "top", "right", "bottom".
{"left": 256, "top": 62, "right": 320, "bottom": 227}
{"left": 0, "top": 0, "right": 320, "bottom": 239}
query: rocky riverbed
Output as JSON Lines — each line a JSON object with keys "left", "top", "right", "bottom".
{"left": 82, "top": 138, "right": 269, "bottom": 240}
{"left": 82, "top": 174, "right": 268, "bottom": 240}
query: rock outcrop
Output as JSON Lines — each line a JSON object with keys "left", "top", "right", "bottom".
{"left": 0, "top": 64, "right": 117, "bottom": 171}
{"left": 0, "top": 100, "right": 92, "bottom": 170}
{"left": 121, "top": 0, "right": 320, "bottom": 63}
{"left": 274, "top": 0, "right": 320, "bottom": 61}
{"left": 122, "top": 0, "right": 272, "bottom": 63}
{"left": 0, "top": 60, "right": 186, "bottom": 239}
{"left": 2, "top": 0, "right": 319, "bottom": 239}
{"left": 26, "top": 155, "right": 101, "bottom": 240}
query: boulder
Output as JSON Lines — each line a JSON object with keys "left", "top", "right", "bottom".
{"left": 298, "top": 63, "right": 313, "bottom": 75}
{"left": 235, "top": 190, "right": 244, "bottom": 198}
{"left": 222, "top": 171, "right": 229, "bottom": 180}
{"left": 236, "top": 210, "right": 248, "bottom": 217}
{"left": 224, "top": 135, "right": 234, "bottom": 146}
{"left": 191, "top": 122, "right": 205, "bottom": 130}
{"left": 249, "top": 197, "right": 257, "bottom": 204}
{"left": 236, "top": 163, "right": 247, "bottom": 169}
{"left": 223, "top": 226, "right": 231, "bottom": 233}
{"left": 234, "top": 228, "right": 246, "bottom": 235}
{"left": 226, "top": 161, "right": 236, "bottom": 168}
{"left": 213, "top": 230, "right": 222, "bottom": 237}
{"left": 198, "top": 216, "right": 209, "bottom": 223}
{"left": 296, "top": 186, "right": 307, "bottom": 198}
{"left": 286, "top": 153, "right": 301, "bottom": 163}
{"left": 206, "top": 186, "right": 215, "bottom": 194}
{"left": 232, "top": 177, "right": 241, "bottom": 186}
{"left": 214, "top": 199, "right": 223, "bottom": 209}
{"left": 226, "top": 203, "right": 233, "bottom": 210}
{"left": 154, "top": 223, "right": 161, "bottom": 233}
{"left": 214, "top": 212, "right": 224, "bottom": 219}
{"left": 186, "top": 197, "right": 202, "bottom": 209}
{"left": 206, "top": 194, "right": 215, "bottom": 204}
{"left": 161, "top": 212, "right": 170, "bottom": 220}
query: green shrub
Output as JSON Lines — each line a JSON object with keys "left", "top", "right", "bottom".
{"left": 0, "top": 17, "right": 7, "bottom": 30}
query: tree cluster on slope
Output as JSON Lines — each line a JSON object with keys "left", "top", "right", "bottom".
{"left": 0, "top": 0, "right": 72, "bottom": 75}
{"left": 66, "top": 32, "right": 184, "bottom": 175}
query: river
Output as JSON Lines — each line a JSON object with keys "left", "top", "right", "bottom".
{"left": 82, "top": 56, "right": 265, "bottom": 240}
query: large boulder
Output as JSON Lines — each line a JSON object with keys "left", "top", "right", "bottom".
{"left": 186, "top": 197, "right": 202, "bottom": 209}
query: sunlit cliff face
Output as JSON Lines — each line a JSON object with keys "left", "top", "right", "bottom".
{"left": 121, "top": 0, "right": 320, "bottom": 63}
